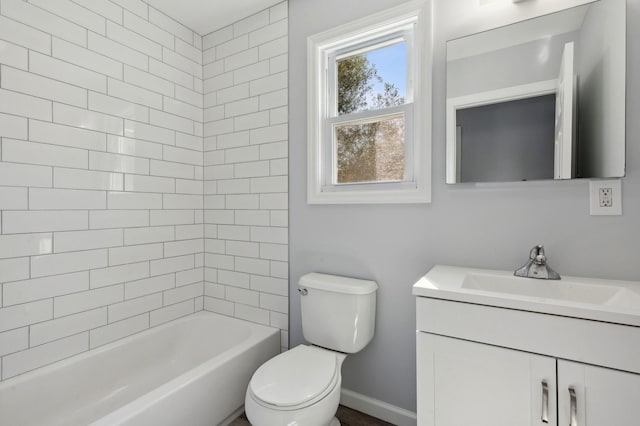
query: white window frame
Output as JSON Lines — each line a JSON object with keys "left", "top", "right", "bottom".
{"left": 307, "top": 0, "right": 432, "bottom": 204}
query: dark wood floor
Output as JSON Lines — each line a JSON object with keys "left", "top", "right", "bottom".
{"left": 229, "top": 405, "right": 394, "bottom": 426}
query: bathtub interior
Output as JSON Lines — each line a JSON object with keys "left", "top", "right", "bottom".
{"left": 0, "top": 312, "right": 277, "bottom": 426}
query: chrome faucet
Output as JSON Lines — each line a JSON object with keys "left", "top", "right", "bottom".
{"left": 514, "top": 245, "right": 561, "bottom": 280}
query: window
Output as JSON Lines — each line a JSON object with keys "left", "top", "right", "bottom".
{"left": 307, "top": 1, "right": 432, "bottom": 204}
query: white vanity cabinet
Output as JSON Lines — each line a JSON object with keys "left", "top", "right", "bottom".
{"left": 413, "top": 265, "right": 640, "bottom": 426}
{"left": 417, "top": 331, "right": 640, "bottom": 426}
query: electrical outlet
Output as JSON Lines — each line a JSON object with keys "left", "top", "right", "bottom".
{"left": 599, "top": 187, "right": 612, "bottom": 207}
{"left": 590, "top": 180, "right": 622, "bottom": 215}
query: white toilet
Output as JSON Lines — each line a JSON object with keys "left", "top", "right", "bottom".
{"left": 245, "top": 272, "right": 378, "bottom": 426}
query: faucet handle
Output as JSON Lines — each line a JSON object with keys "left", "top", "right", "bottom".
{"left": 529, "top": 245, "right": 541, "bottom": 259}
{"left": 529, "top": 245, "right": 547, "bottom": 265}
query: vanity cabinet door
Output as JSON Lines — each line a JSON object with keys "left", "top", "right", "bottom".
{"left": 417, "top": 333, "right": 557, "bottom": 426}
{"left": 558, "top": 360, "right": 640, "bottom": 426}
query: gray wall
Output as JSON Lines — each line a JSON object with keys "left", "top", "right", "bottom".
{"left": 447, "top": 32, "right": 576, "bottom": 98}
{"left": 458, "top": 95, "right": 556, "bottom": 182}
{"left": 576, "top": 0, "right": 626, "bottom": 177}
{"left": 289, "top": 0, "right": 640, "bottom": 413}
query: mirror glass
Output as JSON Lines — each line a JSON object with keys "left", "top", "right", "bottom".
{"left": 446, "top": 0, "right": 626, "bottom": 184}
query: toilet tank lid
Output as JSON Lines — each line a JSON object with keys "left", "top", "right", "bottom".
{"left": 299, "top": 273, "right": 378, "bottom": 295}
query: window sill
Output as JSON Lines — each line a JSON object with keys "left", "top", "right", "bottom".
{"left": 307, "top": 184, "right": 430, "bottom": 205}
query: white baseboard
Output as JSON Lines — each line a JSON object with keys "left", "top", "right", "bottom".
{"left": 221, "top": 391, "right": 417, "bottom": 425}
{"left": 340, "top": 388, "right": 417, "bottom": 426}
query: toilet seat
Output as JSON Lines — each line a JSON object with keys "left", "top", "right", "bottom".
{"left": 249, "top": 345, "right": 340, "bottom": 410}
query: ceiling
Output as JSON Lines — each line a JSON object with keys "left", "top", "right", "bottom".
{"left": 447, "top": 4, "right": 589, "bottom": 61}
{"left": 145, "top": 0, "right": 283, "bottom": 35}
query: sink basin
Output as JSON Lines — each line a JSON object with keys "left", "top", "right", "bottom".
{"left": 462, "top": 272, "right": 622, "bottom": 304}
{"left": 413, "top": 265, "right": 640, "bottom": 326}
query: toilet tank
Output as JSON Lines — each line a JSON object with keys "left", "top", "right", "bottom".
{"left": 299, "top": 273, "right": 378, "bottom": 353}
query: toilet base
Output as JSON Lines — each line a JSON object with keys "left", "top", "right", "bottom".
{"left": 328, "top": 417, "right": 340, "bottom": 426}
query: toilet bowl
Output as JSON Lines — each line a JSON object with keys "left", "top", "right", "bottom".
{"left": 245, "top": 345, "right": 346, "bottom": 426}
{"left": 244, "top": 273, "right": 378, "bottom": 426}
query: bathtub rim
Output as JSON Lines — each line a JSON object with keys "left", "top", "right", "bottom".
{"left": 90, "top": 312, "right": 280, "bottom": 425}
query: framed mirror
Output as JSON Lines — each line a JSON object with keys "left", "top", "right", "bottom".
{"left": 446, "top": 0, "right": 626, "bottom": 184}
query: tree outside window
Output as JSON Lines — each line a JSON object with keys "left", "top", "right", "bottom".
{"left": 335, "top": 45, "right": 406, "bottom": 184}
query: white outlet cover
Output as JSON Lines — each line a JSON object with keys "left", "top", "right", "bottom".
{"left": 589, "top": 179, "right": 622, "bottom": 216}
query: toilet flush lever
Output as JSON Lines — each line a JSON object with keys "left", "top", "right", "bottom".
{"left": 298, "top": 288, "right": 308, "bottom": 296}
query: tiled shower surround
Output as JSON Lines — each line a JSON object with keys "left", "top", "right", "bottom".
{"left": 202, "top": 4, "right": 289, "bottom": 351}
{"left": 0, "top": 0, "right": 288, "bottom": 380}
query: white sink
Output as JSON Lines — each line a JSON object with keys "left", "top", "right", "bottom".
{"left": 462, "top": 272, "right": 624, "bottom": 304}
{"left": 413, "top": 265, "right": 640, "bottom": 326}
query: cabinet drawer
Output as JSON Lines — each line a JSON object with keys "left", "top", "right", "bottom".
{"left": 416, "top": 297, "right": 640, "bottom": 374}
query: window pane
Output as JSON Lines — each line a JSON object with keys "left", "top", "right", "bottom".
{"left": 335, "top": 115, "right": 405, "bottom": 184}
{"left": 337, "top": 42, "right": 406, "bottom": 116}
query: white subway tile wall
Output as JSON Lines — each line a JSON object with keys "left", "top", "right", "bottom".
{"left": 0, "top": 0, "right": 289, "bottom": 381}
{"left": 0, "top": 0, "right": 209, "bottom": 381}
{"left": 202, "top": 3, "right": 289, "bottom": 351}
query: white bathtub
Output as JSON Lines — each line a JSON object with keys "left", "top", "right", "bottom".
{"left": 0, "top": 311, "right": 280, "bottom": 426}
